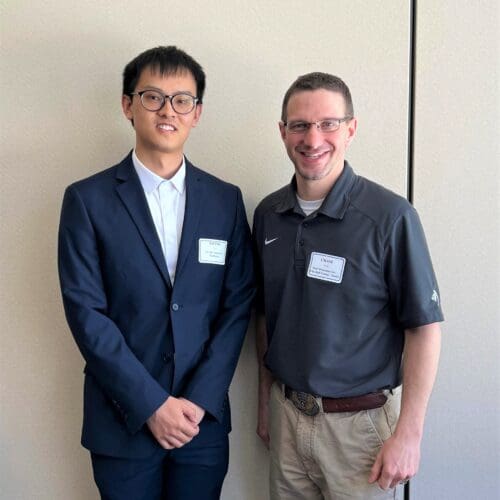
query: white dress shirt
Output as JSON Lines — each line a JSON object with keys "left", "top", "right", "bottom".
{"left": 132, "top": 150, "right": 186, "bottom": 283}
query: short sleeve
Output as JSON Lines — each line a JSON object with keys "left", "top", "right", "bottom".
{"left": 384, "top": 206, "right": 444, "bottom": 329}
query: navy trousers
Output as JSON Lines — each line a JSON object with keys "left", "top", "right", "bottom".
{"left": 91, "top": 436, "right": 229, "bottom": 500}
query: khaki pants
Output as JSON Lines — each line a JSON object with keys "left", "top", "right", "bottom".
{"left": 268, "top": 382, "right": 403, "bottom": 500}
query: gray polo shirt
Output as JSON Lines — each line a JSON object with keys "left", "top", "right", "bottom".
{"left": 253, "top": 162, "right": 443, "bottom": 397}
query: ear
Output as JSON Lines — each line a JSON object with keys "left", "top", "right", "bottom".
{"left": 121, "top": 94, "right": 134, "bottom": 122}
{"left": 191, "top": 103, "right": 203, "bottom": 128}
{"left": 279, "top": 121, "right": 287, "bottom": 141}
{"left": 345, "top": 117, "right": 357, "bottom": 146}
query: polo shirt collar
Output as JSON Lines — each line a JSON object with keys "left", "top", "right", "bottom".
{"left": 275, "top": 177, "right": 299, "bottom": 214}
{"left": 275, "top": 161, "right": 356, "bottom": 219}
{"left": 132, "top": 149, "right": 186, "bottom": 195}
{"left": 318, "top": 162, "right": 356, "bottom": 219}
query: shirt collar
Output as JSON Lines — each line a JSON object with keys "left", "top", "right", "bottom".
{"left": 275, "top": 161, "right": 357, "bottom": 220}
{"left": 132, "top": 149, "right": 186, "bottom": 195}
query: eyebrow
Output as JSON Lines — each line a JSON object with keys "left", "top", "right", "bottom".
{"left": 288, "top": 117, "right": 341, "bottom": 122}
{"left": 138, "top": 86, "right": 195, "bottom": 96}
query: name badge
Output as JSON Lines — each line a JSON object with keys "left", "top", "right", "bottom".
{"left": 198, "top": 238, "right": 227, "bottom": 265}
{"left": 307, "top": 252, "right": 346, "bottom": 284}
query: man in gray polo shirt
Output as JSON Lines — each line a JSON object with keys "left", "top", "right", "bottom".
{"left": 253, "top": 72, "right": 443, "bottom": 499}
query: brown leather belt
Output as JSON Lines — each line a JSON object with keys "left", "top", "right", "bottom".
{"left": 283, "top": 385, "right": 388, "bottom": 416}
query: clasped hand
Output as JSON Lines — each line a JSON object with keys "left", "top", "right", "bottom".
{"left": 147, "top": 396, "right": 205, "bottom": 450}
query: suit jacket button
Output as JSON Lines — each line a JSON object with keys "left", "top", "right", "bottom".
{"left": 171, "top": 303, "right": 179, "bottom": 311}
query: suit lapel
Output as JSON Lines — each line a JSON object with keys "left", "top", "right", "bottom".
{"left": 176, "top": 161, "right": 205, "bottom": 279}
{"left": 114, "top": 154, "right": 172, "bottom": 289}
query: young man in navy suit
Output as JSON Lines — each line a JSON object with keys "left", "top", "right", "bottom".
{"left": 58, "top": 46, "right": 254, "bottom": 500}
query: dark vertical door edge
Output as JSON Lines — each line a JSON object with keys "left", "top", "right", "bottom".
{"left": 407, "top": 0, "right": 417, "bottom": 207}
{"left": 405, "top": 1, "right": 417, "bottom": 499}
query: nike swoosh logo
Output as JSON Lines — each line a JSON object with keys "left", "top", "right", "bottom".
{"left": 264, "top": 237, "right": 279, "bottom": 246}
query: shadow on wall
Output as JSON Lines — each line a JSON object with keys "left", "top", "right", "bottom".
{"left": 224, "top": 322, "right": 270, "bottom": 499}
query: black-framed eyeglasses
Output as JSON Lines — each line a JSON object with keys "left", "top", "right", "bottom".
{"left": 130, "top": 90, "right": 199, "bottom": 114}
{"left": 283, "top": 117, "right": 352, "bottom": 134}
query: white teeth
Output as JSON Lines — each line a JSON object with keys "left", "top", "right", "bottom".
{"left": 302, "top": 152, "right": 325, "bottom": 158}
{"left": 158, "top": 124, "right": 175, "bottom": 131}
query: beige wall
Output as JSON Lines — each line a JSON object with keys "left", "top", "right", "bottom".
{"left": 1, "top": 1, "right": 498, "bottom": 499}
{"left": 411, "top": 1, "right": 500, "bottom": 498}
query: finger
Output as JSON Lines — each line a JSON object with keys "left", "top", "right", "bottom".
{"left": 166, "top": 428, "right": 198, "bottom": 447}
{"left": 183, "top": 410, "right": 199, "bottom": 424}
{"left": 378, "top": 469, "right": 396, "bottom": 491}
{"left": 163, "top": 436, "right": 186, "bottom": 449}
{"left": 368, "top": 453, "right": 382, "bottom": 484}
{"left": 166, "top": 430, "right": 195, "bottom": 446}
{"left": 393, "top": 472, "right": 409, "bottom": 489}
{"left": 183, "top": 421, "right": 200, "bottom": 436}
{"left": 179, "top": 399, "right": 198, "bottom": 422}
{"left": 389, "top": 477, "right": 401, "bottom": 489}
{"left": 184, "top": 408, "right": 197, "bottom": 422}
{"left": 391, "top": 477, "right": 408, "bottom": 489}
{"left": 158, "top": 439, "right": 174, "bottom": 450}
{"left": 183, "top": 411, "right": 200, "bottom": 428}
{"left": 167, "top": 415, "right": 199, "bottom": 436}
{"left": 257, "top": 429, "right": 269, "bottom": 446}
{"left": 175, "top": 422, "right": 200, "bottom": 440}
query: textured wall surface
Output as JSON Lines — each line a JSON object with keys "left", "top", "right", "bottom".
{"left": 411, "top": 1, "right": 500, "bottom": 499}
{"left": 1, "top": 1, "right": 497, "bottom": 499}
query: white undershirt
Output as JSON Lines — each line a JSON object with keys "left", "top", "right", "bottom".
{"left": 132, "top": 150, "right": 186, "bottom": 283}
{"left": 296, "top": 195, "right": 324, "bottom": 216}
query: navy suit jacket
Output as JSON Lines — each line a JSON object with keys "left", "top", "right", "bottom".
{"left": 58, "top": 153, "right": 254, "bottom": 458}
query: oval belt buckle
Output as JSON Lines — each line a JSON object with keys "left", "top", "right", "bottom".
{"left": 290, "top": 391, "right": 320, "bottom": 416}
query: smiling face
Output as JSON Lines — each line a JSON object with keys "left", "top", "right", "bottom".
{"left": 122, "top": 67, "right": 202, "bottom": 166}
{"left": 280, "top": 89, "right": 356, "bottom": 197}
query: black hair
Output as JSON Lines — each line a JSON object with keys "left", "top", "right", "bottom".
{"left": 122, "top": 46, "right": 206, "bottom": 102}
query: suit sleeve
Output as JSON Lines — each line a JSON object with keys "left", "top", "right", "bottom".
{"left": 58, "top": 186, "right": 168, "bottom": 434}
{"left": 181, "top": 188, "right": 255, "bottom": 421}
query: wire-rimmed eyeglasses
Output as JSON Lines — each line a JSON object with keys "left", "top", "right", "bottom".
{"left": 283, "top": 117, "right": 352, "bottom": 134}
